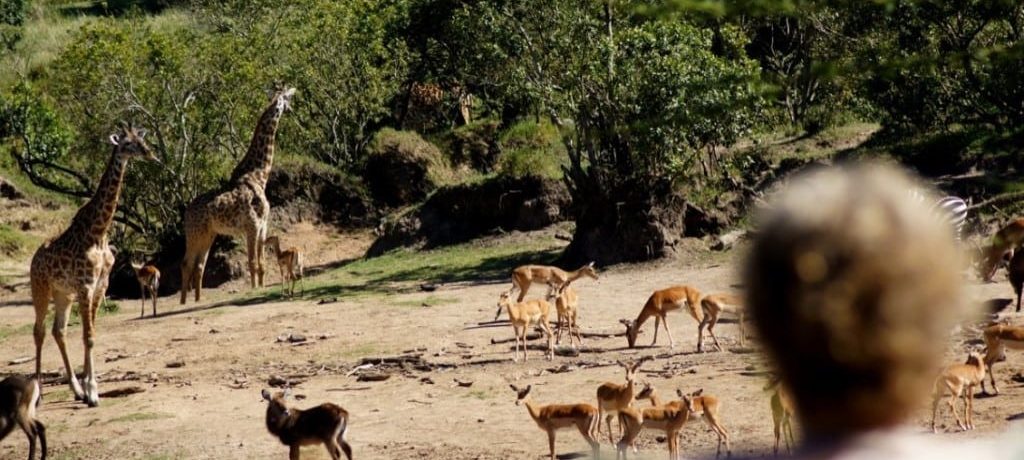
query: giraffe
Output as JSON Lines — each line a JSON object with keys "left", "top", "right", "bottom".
{"left": 179, "top": 86, "right": 295, "bottom": 305}
{"left": 30, "top": 125, "right": 157, "bottom": 407}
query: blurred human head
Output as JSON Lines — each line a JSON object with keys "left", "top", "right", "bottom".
{"left": 744, "top": 163, "right": 963, "bottom": 439}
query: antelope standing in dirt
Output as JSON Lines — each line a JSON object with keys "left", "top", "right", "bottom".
{"left": 497, "top": 291, "right": 554, "bottom": 361}
{"left": 496, "top": 262, "right": 598, "bottom": 319}
{"left": 698, "top": 293, "right": 747, "bottom": 352}
{"left": 509, "top": 384, "right": 600, "bottom": 460}
{"left": 764, "top": 378, "right": 796, "bottom": 456}
{"left": 596, "top": 358, "right": 649, "bottom": 443}
{"left": 261, "top": 388, "right": 352, "bottom": 460}
{"left": 982, "top": 324, "right": 1024, "bottom": 395}
{"left": 614, "top": 406, "right": 644, "bottom": 459}
{"left": 547, "top": 286, "right": 583, "bottom": 348}
{"left": 931, "top": 352, "right": 986, "bottom": 433}
{"left": 265, "top": 236, "right": 304, "bottom": 297}
{"left": 677, "top": 389, "right": 731, "bottom": 458}
{"left": 978, "top": 218, "right": 1024, "bottom": 282}
{"left": 130, "top": 262, "right": 160, "bottom": 318}
{"left": 631, "top": 384, "right": 693, "bottom": 460}
{"left": 0, "top": 375, "right": 46, "bottom": 460}
{"left": 621, "top": 286, "right": 702, "bottom": 349}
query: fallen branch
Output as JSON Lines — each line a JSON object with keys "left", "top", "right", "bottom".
{"left": 969, "top": 191, "right": 1024, "bottom": 211}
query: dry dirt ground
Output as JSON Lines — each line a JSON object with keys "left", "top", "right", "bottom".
{"left": 1, "top": 224, "right": 1023, "bottom": 460}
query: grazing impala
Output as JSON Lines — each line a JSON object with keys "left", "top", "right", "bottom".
{"left": 510, "top": 384, "right": 600, "bottom": 460}
{"left": 130, "top": 261, "right": 160, "bottom": 318}
{"left": 596, "top": 357, "right": 649, "bottom": 443}
{"left": 496, "top": 291, "right": 554, "bottom": 362}
{"left": 931, "top": 353, "right": 986, "bottom": 433}
{"left": 982, "top": 324, "right": 1024, "bottom": 395}
{"left": 621, "top": 286, "right": 703, "bottom": 349}
{"left": 698, "top": 293, "right": 747, "bottom": 352}
{"left": 496, "top": 262, "right": 598, "bottom": 319}
{"left": 0, "top": 375, "right": 46, "bottom": 460}
{"left": 978, "top": 218, "right": 1024, "bottom": 282}
{"left": 261, "top": 388, "right": 352, "bottom": 460}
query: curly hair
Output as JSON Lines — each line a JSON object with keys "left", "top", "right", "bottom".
{"left": 744, "top": 163, "right": 965, "bottom": 436}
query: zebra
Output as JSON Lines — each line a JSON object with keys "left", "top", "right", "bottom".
{"left": 908, "top": 189, "right": 968, "bottom": 242}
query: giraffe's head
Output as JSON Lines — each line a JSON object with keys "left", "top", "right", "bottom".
{"left": 109, "top": 125, "right": 158, "bottom": 163}
{"left": 269, "top": 86, "right": 297, "bottom": 115}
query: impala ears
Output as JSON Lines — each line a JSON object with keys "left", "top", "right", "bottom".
{"left": 261, "top": 389, "right": 271, "bottom": 401}
{"left": 109, "top": 134, "right": 120, "bottom": 146}
{"left": 587, "top": 261, "right": 595, "bottom": 268}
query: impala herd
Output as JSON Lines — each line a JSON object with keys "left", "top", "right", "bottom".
{"left": 496, "top": 224, "right": 1024, "bottom": 460}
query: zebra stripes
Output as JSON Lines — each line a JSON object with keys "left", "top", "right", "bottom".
{"left": 908, "top": 189, "right": 968, "bottom": 241}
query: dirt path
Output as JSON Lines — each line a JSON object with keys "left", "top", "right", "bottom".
{"left": 0, "top": 232, "right": 1021, "bottom": 459}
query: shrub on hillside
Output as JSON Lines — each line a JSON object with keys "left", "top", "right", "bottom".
{"left": 0, "top": 0, "right": 26, "bottom": 49}
{"left": 365, "top": 128, "right": 448, "bottom": 207}
{"left": 497, "top": 120, "right": 566, "bottom": 179}
{"left": 448, "top": 119, "right": 500, "bottom": 172}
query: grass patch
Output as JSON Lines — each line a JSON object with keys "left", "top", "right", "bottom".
{"left": 0, "top": 223, "right": 40, "bottom": 256}
{"left": 0, "top": 322, "right": 34, "bottom": 342}
{"left": 464, "top": 389, "right": 491, "bottom": 400}
{"left": 107, "top": 411, "right": 174, "bottom": 424}
{"left": 336, "top": 343, "right": 379, "bottom": 360}
{"left": 234, "top": 231, "right": 564, "bottom": 305}
{"left": 311, "top": 234, "right": 562, "bottom": 298}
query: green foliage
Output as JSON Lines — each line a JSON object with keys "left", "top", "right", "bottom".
{"left": 858, "top": 1, "right": 1024, "bottom": 132}
{"left": 0, "top": 82, "right": 75, "bottom": 192}
{"left": 202, "top": 0, "right": 411, "bottom": 167}
{"left": 100, "top": 298, "right": 120, "bottom": 314}
{"left": 497, "top": 120, "right": 566, "bottom": 179}
{"left": 0, "top": 0, "right": 27, "bottom": 49}
{"left": 45, "top": 18, "right": 238, "bottom": 247}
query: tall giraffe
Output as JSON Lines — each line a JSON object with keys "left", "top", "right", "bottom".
{"left": 179, "top": 87, "right": 295, "bottom": 304}
{"left": 30, "top": 125, "right": 157, "bottom": 407}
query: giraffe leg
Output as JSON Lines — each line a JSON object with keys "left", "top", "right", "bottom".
{"left": 51, "top": 292, "right": 84, "bottom": 401}
{"left": 245, "top": 231, "right": 258, "bottom": 289}
{"left": 256, "top": 225, "right": 267, "bottom": 288}
{"left": 83, "top": 275, "right": 109, "bottom": 407}
{"left": 31, "top": 280, "right": 50, "bottom": 388}
{"left": 181, "top": 233, "right": 213, "bottom": 304}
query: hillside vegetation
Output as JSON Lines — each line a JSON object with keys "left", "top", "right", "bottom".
{"left": 0, "top": 0, "right": 1021, "bottom": 272}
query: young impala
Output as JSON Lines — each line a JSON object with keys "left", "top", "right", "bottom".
{"left": 130, "top": 261, "right": 160, "bottom": 318}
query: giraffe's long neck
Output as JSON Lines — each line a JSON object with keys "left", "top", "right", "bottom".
{"left": 70, "top": 151, "right": 128, "bottom": 245}
{"left": 229, "top": 102, "right": 282, "bottom": 188}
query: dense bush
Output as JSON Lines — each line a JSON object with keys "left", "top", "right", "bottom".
{"left": 447, "top": 119, "right": 500, "bottom": 172}
{"left": 364, "top": 128, "right": 448, "bottom": 206}
{"left": 497, "top": 120, "right": 566, "bottom": 179}
{"left": 0, "top": 0, "right": 26, "bottom": 49}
